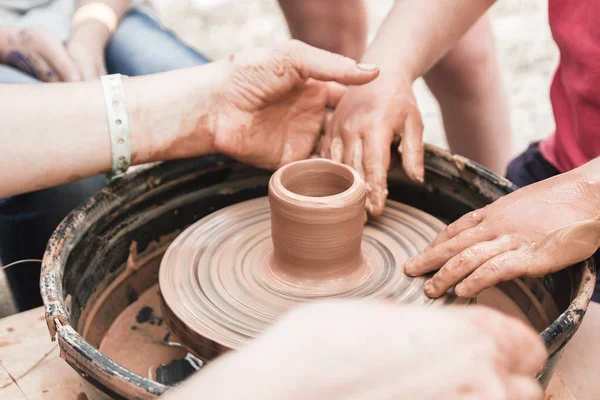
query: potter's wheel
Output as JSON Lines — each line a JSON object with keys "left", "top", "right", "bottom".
{"left": 44, "top": 149, "right": 591, "bottom": 398}
{"left": 159, "top": 160, "right": 468, "bottom": 359}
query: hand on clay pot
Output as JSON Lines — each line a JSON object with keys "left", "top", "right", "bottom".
{"left": 0, "top": 27, "right": 80, "bottom": 82}
{"left": 404, "top": 158, "right": 600, "bottom": 299}
{"left": 319, "top": 74, "right": 424, "bottom": 216}
{"left": 165, "top": 300, "right": 545, "bottom": 400}
{"left": 210, "top": 39, "right": 380, "bottom": 170}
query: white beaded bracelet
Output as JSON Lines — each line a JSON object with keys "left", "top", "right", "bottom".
{"left": 100, "top": 74, "right": 131, "bottom": 181}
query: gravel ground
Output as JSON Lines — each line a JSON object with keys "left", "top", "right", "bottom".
{"left": 0, "top": 0, "right": 558, "bottom": 319}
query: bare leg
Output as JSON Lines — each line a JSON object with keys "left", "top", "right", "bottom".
{"left": 424, "top": 14, "right": 512, "bottom": 175}
{"left": 277, "top": 0, "right": 367, "bottom": 60}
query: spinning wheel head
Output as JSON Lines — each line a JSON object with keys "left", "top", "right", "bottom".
{"left": 159, "top": 159, "right": 467, "bottom": 359}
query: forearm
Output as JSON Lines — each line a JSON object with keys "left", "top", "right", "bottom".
{"left": 0, "top": 64, "right": 219, "bottom": 198}
{"left": 277, "top": 0, "right": 367, "bottom": 60}
{"left": 363, "top": 0, "right": 496, "bottom": 81}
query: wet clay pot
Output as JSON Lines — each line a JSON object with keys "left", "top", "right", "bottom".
{"left": 41, "top": 145, "right": 595, "bottom": 399}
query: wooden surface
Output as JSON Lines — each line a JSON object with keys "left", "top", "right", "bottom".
{"left": 0, "top": 307, "right": 82, "bottom": 399}
{"left": 0, "top": 306, "right": 577, "bottom": 399}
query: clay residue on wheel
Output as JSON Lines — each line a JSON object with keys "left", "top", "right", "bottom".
{"left": 99, "top": 284, "right": 193, "bottom": 381}
{"left": 79, "top": 232, "right": 180, "bottom": 347}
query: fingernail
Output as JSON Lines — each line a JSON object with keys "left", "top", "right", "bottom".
{"left": 455, "top": 284, "right": 466, "bottom": 298}
{"left": 356, "top": 63, "right": 378, "bottom": 71}
{"left": 404, "top": 259, "right": 415, "bottom": 275}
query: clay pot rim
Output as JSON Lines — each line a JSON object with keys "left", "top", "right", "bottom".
{"left": 269, "top": 158, "right": 365, "bottom": 207}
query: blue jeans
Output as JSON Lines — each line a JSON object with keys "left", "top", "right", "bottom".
{"left": 0, "top": 10, "right": 210, "bottom": 311}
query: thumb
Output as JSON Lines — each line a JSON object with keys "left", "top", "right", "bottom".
{"left": 283, "top": 40, "right": 379, "bottom": 85}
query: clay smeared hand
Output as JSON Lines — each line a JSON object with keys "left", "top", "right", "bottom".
{"left": 212, "top": 40, "right": 380, "bottom": 170}
{"left": 405, "top": 159, "right": 600, "bottom": 299}
{"left": 166, "top": 301, "right": 545, "bottom": 400}
{"left": 66, "top": 21, "right": 110, "bottom": 80}
{"left": 0, "top": 27, "right": 80, "bottom": 82}
{"left": 319, "top": 75, "right": 424, "bottom": 216}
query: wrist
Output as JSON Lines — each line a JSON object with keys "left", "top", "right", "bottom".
{"left": 123, "top": 66, "right": 222, "bottom": 165}
{"left": 361, "top": 46, "right": 419, "bottom": 83}
{"left": 70, "top": 20, "right": 111, "bottom": 49}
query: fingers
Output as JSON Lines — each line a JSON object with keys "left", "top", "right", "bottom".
{"left": 455, "top": 251, "right": 524, "bottom": 298}
{"left": 399, "top": 104, "right": 425, "bottom": 183}
{"left": 68, "top": 44, "right": 97, "bottom": 81}
{"left": 342, "top": 137, "right": 365, "bottom": 179}
{"left": 403, "top": 208, "right": 487, "bottom": 277}
{"left": 283, "top": 40, "right": 379, "bottom": 85}
{"left": 325, "top": 81, "right": 347, "bottom": 108}
{"left": 431, "top": 209, "right": 486, "bottom": 247}
{"left": 423, "top": 235, "right": 516, "bottom": 298}
{"left": 38, "top": 35, "right": 80, "bottom": 81}
{"left": 504, "top": 376, "right": 544, "bottom": 400}
{"left": 330, "top": 136, "right": 344, "bottom": 163}
{"left": 16, "top": 54, "right": 60, "bottom": 82}
{"left": 362, "top": 127, "right": 392, "bottom": 216}
{"left": 318, "top": 113, "right": 334, "bottom": 156}
{"left": 405, "top": 225, "right": 492, "bottom": 278}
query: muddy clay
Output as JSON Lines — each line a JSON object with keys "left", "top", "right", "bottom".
{"left": 99, "top": 284, "right": 202, "bottom": 385}
{"left": 159, "top": 159, "right": 470, "bottom": 359}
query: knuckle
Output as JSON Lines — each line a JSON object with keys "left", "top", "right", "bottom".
{"left": 446, "top": 221, "right": 459, "bottom": 236}
{"left": 470, "top": 210, "right": 485, "bottom": 223}
{"left": 460, "top": 249, "right": 476, "bottom": 265}
{"left": 448, "top": 236, "right": 462, "bottom": 253}
{"left": 500, "top": 234, "right": 515, "bottom": 248}
{"left": 484, "top": 261, "right": 502, "bottom": 277}
{"left": 340, "top": 120, "right": 358, "bottom": 137}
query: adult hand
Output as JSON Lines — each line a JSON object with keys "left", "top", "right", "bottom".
{"left": 319, "top": 74, "right": 424, "bottom": 216}
{"left": 210, "top": 40, "right": 380, "bottom": 170}
{"left": 168, "top": 301, "right": 545, "bottom": 400}
{"left": 404, "top": 160, "right": 600, "bottom": 298}
{"left": 66, "top": 21, "right": 110, "bottom": 80}
{"left": 0, "top": 28, "right": 80, "bottom": 82}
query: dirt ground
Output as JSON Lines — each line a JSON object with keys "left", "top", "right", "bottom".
{"left": 0, "top": 0, "right": 558, "bottom": 318}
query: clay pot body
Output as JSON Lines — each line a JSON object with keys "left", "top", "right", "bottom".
{"left": 268, "top": 159, "right": 366, "bottom": 279}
